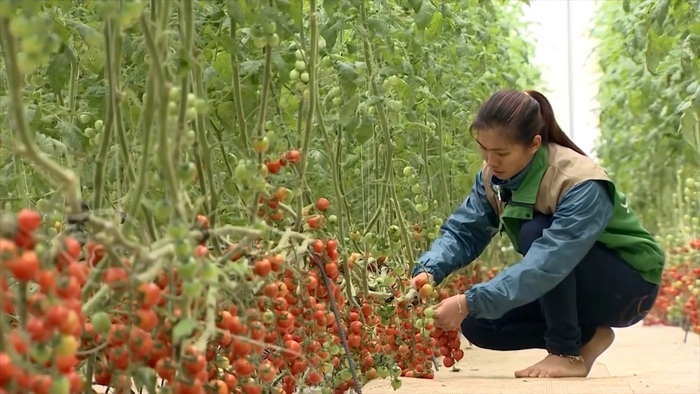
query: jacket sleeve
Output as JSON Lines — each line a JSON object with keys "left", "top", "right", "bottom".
{"left": 412, "top": 170, "right": 500, "bottom": 285}
{"left": 465, "top": 180, "right": 614, "bottom": 320}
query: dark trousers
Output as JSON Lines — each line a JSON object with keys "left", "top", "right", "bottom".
{"left": 461, "top": 213, "right": 659, "bottom": 356}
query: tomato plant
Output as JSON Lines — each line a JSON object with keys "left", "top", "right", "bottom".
{"left": 592, "top": 0, "right": 700, "bottom": 335}
{"left": 592, "top": 0, "right": 700, "bottom": 231}
{"left": 0, "top": 0, "right": 546, "bottom": 392}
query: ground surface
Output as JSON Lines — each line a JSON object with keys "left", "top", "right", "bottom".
{"left": 362, "top": 322, "right": 700, "bottom": 394}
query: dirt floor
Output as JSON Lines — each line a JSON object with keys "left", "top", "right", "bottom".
{"left": 361, "top": 322, "right": 700, "bottom": 394}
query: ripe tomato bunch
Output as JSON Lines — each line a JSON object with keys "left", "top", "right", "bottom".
{"left": 644, "top": 240, "right": 700, "bottom": 334}
{"left": 0, "top": 209, "right": 86, "bottom": 393}
{"left": 0, "top": 191, "right": 489, "bottom": 394}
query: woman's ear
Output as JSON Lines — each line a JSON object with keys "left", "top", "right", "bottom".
{"left": 529, "top": 135, "right": 542, "bottom": 153}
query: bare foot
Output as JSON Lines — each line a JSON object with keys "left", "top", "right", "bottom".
{"left": 513, "top": 327, "right": 615, "bottom": 378}
{"left": 514, "top": 354, "right": 587, "bottom": 378}
{"left": 581, "top": 327, "right": 615, "bottom": 373}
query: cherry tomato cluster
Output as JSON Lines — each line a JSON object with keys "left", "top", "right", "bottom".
{"left": 0, "top": 209, "right": 85, "bottom": 393}
{"left": 644, "top": 242, "right": 700, "bottom": 334}
{"left": 0, "top": 200, "right": 495, "bottom": 394}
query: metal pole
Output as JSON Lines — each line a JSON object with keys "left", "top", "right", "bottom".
{"left": 567, "top": 0, "right": 575, "bottom": 141}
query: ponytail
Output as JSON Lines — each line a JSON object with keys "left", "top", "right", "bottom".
{"left": 524, "top": 90, "right": 587, "bottom": 157}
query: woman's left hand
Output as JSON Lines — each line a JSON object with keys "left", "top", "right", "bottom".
{"left": 433, "top": 294, "right": 469, "bottom": 331}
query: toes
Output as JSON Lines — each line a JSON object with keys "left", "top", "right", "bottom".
{"left": 514, "top": 368, "right": 530, "bottom": 378}
{"left": 514, "top": 367, "right": 542, "bottom": 378}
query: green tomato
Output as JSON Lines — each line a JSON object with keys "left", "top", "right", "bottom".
{"left": 154, "top": 201, "right": 173, "bottom": 222}
{"left": 339, "top": 369, "right": 352, "bottom": 381}
{"left": 78, "top": 113, "right": 92, "bottom": 124}
{"left": 178, "top": 260, "right": 198, "bottom": 280}
{"left": 84, "top": 127, "right": 96, "bottom": 138}
{"left": 201, "top": 262, "right": 218, "bottom": 281}
{"left": 264, "top": 22, "right": 277, "bottom": 34}
{"left": 267, "top": 34, "right": 280, "bottom": 47}
{"left": 263, "top": 310, "right": 275, "bottom": 324}
{"left": 328, "top": 87, "right": 341, "bottom": 97}
{"left": 182, "top": 281, "right": 203, "bottom": 298}
{"left": 9, "top": 17, "right": 31, "bottom": 37}
{"left": 50, "top": 376, "right": 71, "bottom": 394}
{"left": 36, "top": 198, "right": 51, "bottom": 213}
{"left": 253, "top": 36, "right": 267, "bottom": 49}
{"left": 175, "top": 242, "right": 193, "bottom": 259}
{"left": 31, "top": 344, "right": 53, "bottom": 365}
{"left": 91, "top": 311, "right": 112, "bottom": 333}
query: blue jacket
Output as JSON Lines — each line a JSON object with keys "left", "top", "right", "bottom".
{"left": 411, "top": 161, "right": 613, "bottom": 320}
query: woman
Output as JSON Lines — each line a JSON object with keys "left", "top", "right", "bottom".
{"left": 411, "top": 89, "right": 664, "bottom": 379}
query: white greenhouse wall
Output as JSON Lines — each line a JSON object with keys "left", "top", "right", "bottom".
{"left": 522, "top": 0, "right": 605, "bottom": 161}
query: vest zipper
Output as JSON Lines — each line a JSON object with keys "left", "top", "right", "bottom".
{"left": 505, "top": 201, "right": 534, "bottom": 208}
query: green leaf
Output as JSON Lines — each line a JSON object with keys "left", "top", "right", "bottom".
{"left": 336, "top": 62, "right": 359, "bottom": 87}
{"left": 172, "top": 319, "right": 198, "bottom": 343}
{"left": 338, "top": 94, "right": 360, "bottom": 127}
{"left": 649, "top": 0, "right": 669, "bottom": 30}
{"left": 321, "top": 18, "right": 344, "bottom": 51}
{"left": 216, "top": 101, "right": 237, "bottom": 129}
{"left": 414, "top": 1, "right": 436, "bottom": 31}
{"left": 644, "top": 29, "right": 669, "bottom": 75}
{"left": 239, "top": 60, "right": 262, "bottom": 77}
{"left": 226, "top": 0, "right": 246, "bottom": 25}
{"left": 277, "top": 0, "right": 303, "bottom": 27}
{"left": 342, "top": 154, "right": 361, "bottom": 170}
{"left": 479, "top": 0, "right": 496, "bottom": 17}
{"left": 678, "top": 109, "right": 699, "bottom": 153}
{"left": 68, "top": 21, "right": 104, "bottom": 49}
{"left": 213, "top": 52, "right": 233, "bottom": 82}
{"left": 46, "top": 54, "right": 70, "bottom": 96}
{"left": 132, "top": 367, "right": 158, "bottom": 393}
{"left": 365, "top": 16, "right": 390, "bottom": 38}
{"left": 324, "top": 0, "right": 340, "bottom": 15}
{"left": 352, "top": 114, "right": 374, "bottom": 145}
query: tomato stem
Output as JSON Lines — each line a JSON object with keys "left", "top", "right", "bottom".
{"left": 172, "top": 0, "right": 195, "bottom": 169}
{"left": 309, "top": 248, "right": 362, "bottom": 394}
{"left": 293, "top": 2, "right": 320, "bottom": 233}
{"left": 248, "top": 20, "right": 275, "bottom": 225}
{"left": 228, "top": 16, "right": 250, "bottom": 151}
{"left": 0, "top": 17, "right": 83, "bottom": 217}
{"left": 92, "top": 18, "right": 117, "bottom": 213}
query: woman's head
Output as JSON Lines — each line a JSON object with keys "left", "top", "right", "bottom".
{"left": 470, "top": 89, "right": 585, "bottom": 180}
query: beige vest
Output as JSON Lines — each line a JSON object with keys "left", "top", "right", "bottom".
{"left": 482, "top": 143, "right": 611, "bottom": 216}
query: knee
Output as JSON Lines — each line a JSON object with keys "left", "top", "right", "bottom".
{"left": 519, "top": 213, "right": 553, "bottom": 253}
{"left": 460, "top": 316, "right": 494, "bottom": 350}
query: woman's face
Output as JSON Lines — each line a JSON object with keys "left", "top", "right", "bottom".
{"left": 476, "top": 129, "right": 541, "bottom": 180}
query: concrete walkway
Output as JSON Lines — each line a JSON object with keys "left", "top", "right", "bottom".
{"left": 363, "top": 323, "right": 700, "bottom": 393}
